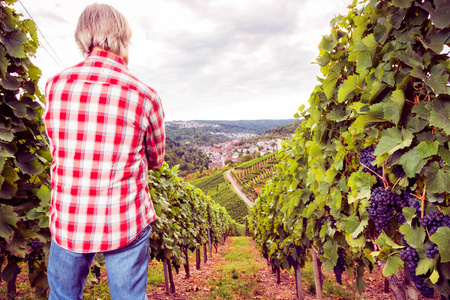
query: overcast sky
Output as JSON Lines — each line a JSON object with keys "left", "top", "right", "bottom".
{"left": 15, "top": 0, "right": 351, "bottom": 121}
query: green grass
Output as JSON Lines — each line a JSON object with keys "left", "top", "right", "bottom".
{"left": 205, "top": 237, "right": 261, "bottom": 300}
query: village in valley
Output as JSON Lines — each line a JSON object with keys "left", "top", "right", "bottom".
{"left": 197, "top": 138, "right": 282, "bottom": 168}
{"left": 167, "top": 120, "right": 283, "bottom": 169}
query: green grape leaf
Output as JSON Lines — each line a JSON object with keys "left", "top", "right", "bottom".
{"left": 323, "top": 240, "right": 338, "bottom": 265}
{"left": 28, "top": 62, "right": 42, "bottom": 82}
{"left": 0, "top": 179, "right": 17, "bottom": 199}
{"left": 362, "top": 34, "right": 378, "bottom": 58}
{"left": 399, "top": 223, "right": 426, "bottom": 248}
{"left": 6, "top": 226, "right": 37, "bottom": 258}
{"left": 2, "top": 163, "right": 19, "bottom": 182}
{"left": 390, "top": 89, "right": 405, "bottom": 111}
{"left": 0, "top": 29, "right": 27, "bottom": 58}
{"left": 348, "top": 171, "right": 376, "bottom": 203}
{"left": 391, "top": 44, "right": 423, "bottom": 69}
{"left": 430, "top": 226, "right": 450, "bottom": 263}
{"left": 417, "top": 0, "right": 450, "bottom": 29}
{"left": 346, "top": 233, "right": 366, "bottom": 248}
{"left": 424, "top": 163, "right": 450, "bottom": 194}
{"left": 403, "top": 207, "right": 417, "bottom": 224}
{"left": 376, "top": 232, "right": 403, "bottom": 249}
{"left": 0, "top": 46, "right": 9, "bottom": 77}
{"left": 0, "top": 72, "right": 22, "bottom": 90}
{"left": 384, "top": 102, "right": 400, "bottom": 125}
{"left": 399, "top": 147, "right": 427, "bottom": 177}
{"left": 323, "top": 72, "right": 339, "bottom": 99}
{"left": 417, "top": 141, "right": 439, "bottom": 158}
{"left": 429, "top": 268, "right": 440, "bottom": 284}
{"left": 337, "top": 75, "right": 358, "bottom": 103}
{"left": 369, "top": 81, "right": 389, "bottom": 103}
{"left": 0, "top": 204, "right": 18, "bottom": 240}
{"left": 438, "top": 147, "right": 450, "bottom": 165}
{"left": 383, "top": 254, "right": 404, "bottom": 277}
{"left": 429, "top": 98, "right": 450, "bottom": 135}
{"left": 374, "top": 127, "right": 413, "bottom": 156}
{"left": 419, "top": 27, "right": 450, "bottom": 53}
{"left": 16, "top": 157, "right": 44, "bottom": 175}
{"left": 356, "top": 51, "right": 372, "bottom": 71}
{"left": 390, "top": 8, "right": 406, "bottom": 29}
{"left": 392, "top": 0, "right": 411, "bottom": 8}
{"left": 351, "top": 216, "right": 369, "bottom": 239}
{"left": 36, "top": 184, "right": 51, "bottom": 206}
{"left": 416, "top": 257, "right": 435, "bottom": 276}
{"left": 320, "top": 35, "right": 334, "bottom": 52}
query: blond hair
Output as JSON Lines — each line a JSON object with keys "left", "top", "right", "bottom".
{"left": 75, "top": 3, "right": 131, "bottom": 58}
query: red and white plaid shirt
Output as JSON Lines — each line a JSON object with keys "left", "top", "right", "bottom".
{"left": 43, "top": 50, "right": 165, "bottom": 253}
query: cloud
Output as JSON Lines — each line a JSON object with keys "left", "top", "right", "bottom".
{"left": 36, "top": 9, "right": 69, "bottom": 24}
{"left": 17, "top": 0, "right": 351, "bottom": 121}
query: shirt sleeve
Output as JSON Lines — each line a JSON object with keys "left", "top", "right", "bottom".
{"left": 145, "top": 93, "right": 165, "bottom": 169}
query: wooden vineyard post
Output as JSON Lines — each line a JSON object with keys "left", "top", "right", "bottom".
{"left": 184, "top": 247, "right": 190, "bottom": 279}
{"left": 384, "top": 278, "right": 390, "bottom": 293}
{"left": 163, "top": 258, "right": 170, "bottom": 295}
{"left": 167, "top": 259, "right": 176, "bottom": 294}
{"left": 310, "top": 247, "right": 323, "bottom": 300}
{"left": 203, "top": 243, "right": 207, "bottom": 263}
{"left": 196, "top": 248, "right": 201, "bottom": 269}
{"left": 208, "top": 227, "right": 212, "bottom": 259}
{"left": 294, "top": 264, "right": 304, "bottom": 300}
{"left": 7, "top": 271, "right": 18, "bottom": 299}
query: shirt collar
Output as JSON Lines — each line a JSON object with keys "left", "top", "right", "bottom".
{"left": 87, "top": 50, "right": 127, "bottom": 67}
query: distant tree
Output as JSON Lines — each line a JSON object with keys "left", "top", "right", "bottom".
{"left": 241, "top": 154, "right": 254, "bottom": 163}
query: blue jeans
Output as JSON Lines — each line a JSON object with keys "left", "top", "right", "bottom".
{"left": 48, "top": 225, "right": 151, "bottom": 300}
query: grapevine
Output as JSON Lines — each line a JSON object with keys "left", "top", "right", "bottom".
{"left": 0, "top": 1, "right": 51, "bottom": 297}
{"left": 248, "top": 0, "right": 450, "bottom": 299}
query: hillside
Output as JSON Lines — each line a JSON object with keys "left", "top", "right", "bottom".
{"left": 240, "top": 119, "right": 302, "bottom": 144}
{"left": 164, "top": 138, "right": 210, "bottom": 177}
{"left": 190, "top": 169, "right": 249, "bottom": 224}
{"left": 167, "top": 119, "right": 297, "bottom": 146}
{"left": 231, "top": 152, "right": 279, "bottom": 199}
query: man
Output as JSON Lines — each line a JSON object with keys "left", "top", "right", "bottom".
{"left": 43, "top": 3, "right": 165, "bottom": 299}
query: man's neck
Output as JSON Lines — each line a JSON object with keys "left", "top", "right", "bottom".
{"left": 91, "top": 47, "right": 128, "bottom": 65}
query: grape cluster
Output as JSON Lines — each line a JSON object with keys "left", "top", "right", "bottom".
{"left": 359, "top": 146, "right": 388, "bottom": 185}
{"left": 392, "top": 190, "right": 408, "bottom": 225}
{"left": 324, "top": 206, "right": 337, "bottom": 229}
{"left": 420, "top": 211, "right": 450, "bottom": 235}
{"left": 392, "top": 165, "right": 405, "bottom": 177}
{"left": 368, "top": 187, "right": 401, "bottom": 233}
{"left": 399, "top": 247, "right": 434, "bottom": 298}
{"left": 27, "top": 238, "right": 44, "bottom": 273}
{"left": 333, "top": 252, "right": 347, "bottom": 285}
{"left": 394, "top": 212, "right": 406, "bottom": 225}
{"left": 359, "top": 146, "right": 377, "bottom": 173}
{"left": 426, "top": 242, "right": 439, "bottom": 259}
{"left": 420, "top": 211, "right": 450, "bottom": 259}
